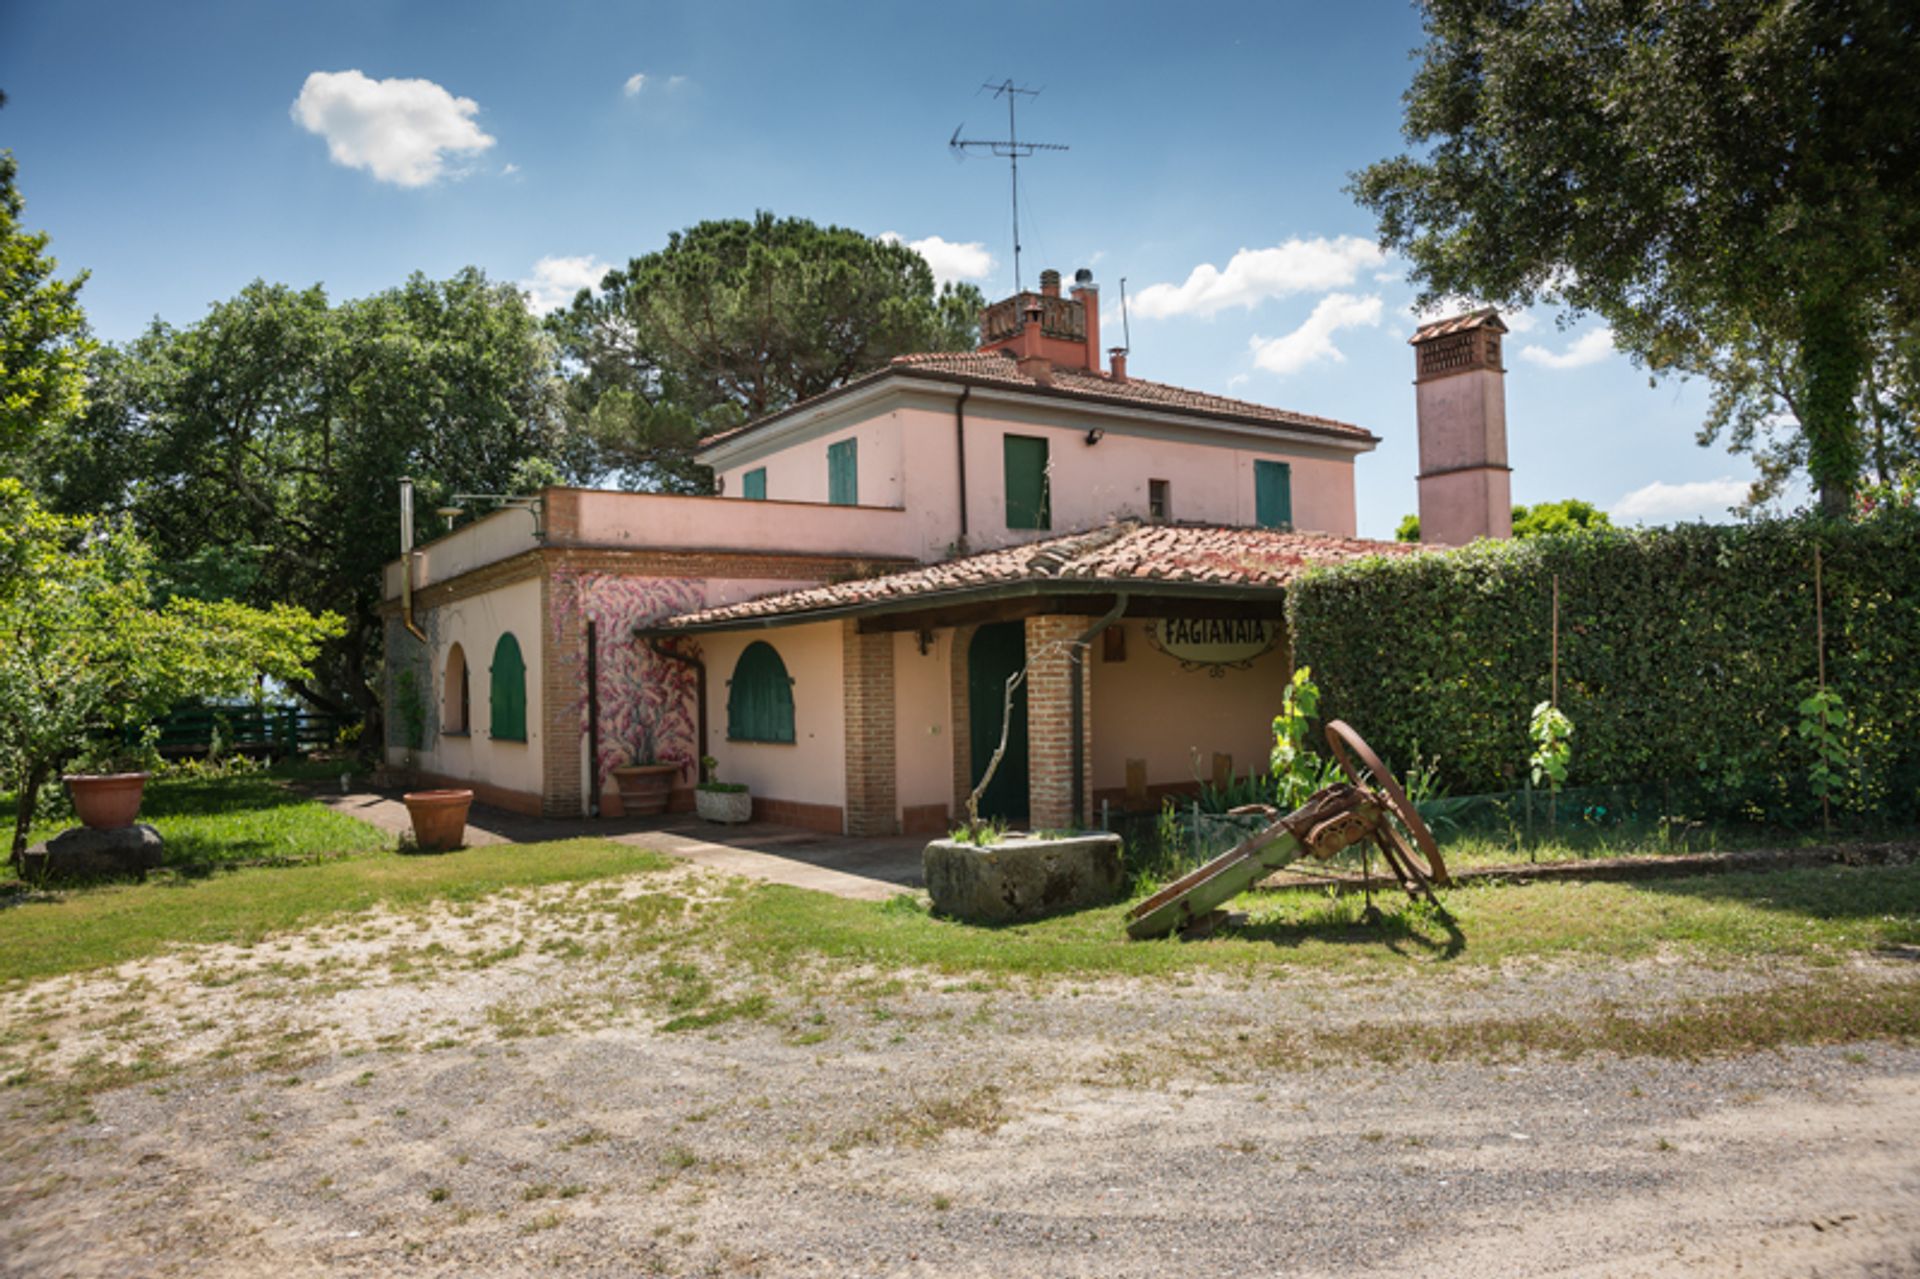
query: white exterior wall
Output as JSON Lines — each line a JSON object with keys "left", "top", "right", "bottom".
{"left": 698, "top": 622, "right": 848, "bottom": 829}
{"left": 892, "top": 628, "right": 954, "bottom": 815}
{"left": 396, "top": 575, "right": 545, "bottom": 806}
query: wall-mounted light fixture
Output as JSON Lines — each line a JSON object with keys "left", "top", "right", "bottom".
{"left": 1085, "top": 427, "right": 1105, "bottom": 446}
{"left": 436, "top": 492, "right": 548, "bottom": 539}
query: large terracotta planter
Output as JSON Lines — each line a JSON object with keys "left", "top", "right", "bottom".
{"left": 403, "top": 788, "right": 473, "bottom": 852}
{"left": 612, "top": 763, "right": 679, "bottom": 817}
{"left": 63, "top": 772, "right": 150, "bottom": 830}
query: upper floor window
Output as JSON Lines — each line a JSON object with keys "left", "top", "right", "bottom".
{"left": 1148, "top": 478, "right": 1171, "bottom": 523}
{"left": 444, "top": 643, "right": 470, "bottom": 735}
{"left": 742, "top": 467, "right": 767, "bottom": 500}
{"left": 1254, "top": 460, "right": 1293, "bottom": 530}
{"left": 727, "top": 641, "right": 796, "bottom": 743}
{"left": 827, "top": 438, "right": 858, "bottom": 506}
{"left": 1004, "top": 435, "right": 1051, "bottom": 530}
{"left": 489, "top": 633, "right": 528, "bottom": 742}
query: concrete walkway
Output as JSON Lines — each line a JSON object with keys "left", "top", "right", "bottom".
{"left": 316, "top": 789, "right": 926, "bottom": 901}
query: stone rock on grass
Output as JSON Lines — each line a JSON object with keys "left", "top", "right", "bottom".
{"left": 923, "top": 833, "right": 1125, "bottom": 923}
{"left": 22, "top": 823, "right": 164, "bottom": 882}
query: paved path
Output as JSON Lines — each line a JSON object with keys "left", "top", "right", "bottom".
{"left": 316, "top": 789, "right": 925, "bottom": 901}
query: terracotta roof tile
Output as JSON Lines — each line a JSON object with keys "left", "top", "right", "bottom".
{"left": 1409, "top": 307, "right": 1508, "bottom": 343}
{"left": 649, "top": 521, "right": 1419, "bottom": 631}
{"left": 700, "top": 350, "right": 1375, "bottom": 450}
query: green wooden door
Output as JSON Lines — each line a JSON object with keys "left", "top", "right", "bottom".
{"left": 827, "top": 438, "right": 858, "bottom": 506}
{"left": 1255, "top": 460, "right": 1293, "bottom": 529}
{"left": 967, "top": 623, "right": 1029, "bottom": 822}
{"left": 1003, "top": 435, "right": 1051, "bottom": 529}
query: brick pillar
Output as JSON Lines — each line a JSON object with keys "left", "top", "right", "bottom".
{"left": 843, "top": 620, "right": 897, "bottom": 836}
{"left": 540, "top": 570, "right": 584, "bottom": 817}
{"left": 1025, "top": 615, "right": 1092, "bottom": 831}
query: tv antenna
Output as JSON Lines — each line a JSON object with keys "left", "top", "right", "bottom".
{"left": 949, "top": 80, "right": 1069, "bottom": 293}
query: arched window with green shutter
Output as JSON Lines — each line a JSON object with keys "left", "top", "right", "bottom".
{"left": 727, "top": 641, "right": 795, "bottom": 743}
{"left": 489, "top": 633, "right": 528, "bottom": 742}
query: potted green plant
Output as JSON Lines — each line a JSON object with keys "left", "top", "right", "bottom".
{"left": 611, "top": 725, "right": 680, "bottom": 817}
{"left": 694, "top": 755, "right": 751, "bottom": 824}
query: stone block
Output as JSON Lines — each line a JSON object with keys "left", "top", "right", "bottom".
{"left": 22, "top": 823, "right": 164, "bottom": 882}
{"left": 923, "top": 832, "right": 1125, "bottom": 923}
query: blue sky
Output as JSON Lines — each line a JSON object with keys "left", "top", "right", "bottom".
{"left": 2, "top": 0, "right": 1779, "bottom": 537}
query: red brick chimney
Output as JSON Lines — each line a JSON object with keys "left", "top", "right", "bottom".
{"left": 1071, "top": 268, "right": 1100, "bottom": 373}
{"left": 1016, "top": 300, "right": 1052, "bottom": 385}
{"left": 1108, "top": 347, "right": 1127, "bottom": 383}
{"left": 1039, "top": 268, "right": 1061, "bottom": 298}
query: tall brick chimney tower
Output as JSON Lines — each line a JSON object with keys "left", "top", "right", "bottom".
{"left": 1409, "top": 308, "right": 1512, "bottom": 545}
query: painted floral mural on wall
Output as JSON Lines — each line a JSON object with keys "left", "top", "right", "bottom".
{"left": 549, "top": 570, "right": 706, "bottom": 799}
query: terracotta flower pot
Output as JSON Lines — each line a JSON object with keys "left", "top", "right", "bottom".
{"left": 403, "top": 788, "right": 473, "bottom": 852}
{"left": 611, "top": 763, "right": 679, "bottom": 817}
{"left": 64, "top": 772, "right": 150, "bottom": 830}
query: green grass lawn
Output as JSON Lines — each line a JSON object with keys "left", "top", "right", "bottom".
{"left": 0, "top": 838, "right": 675, "bottom": 986}
{"left": 8, "top": 765, "right": 388, "bottom": 879}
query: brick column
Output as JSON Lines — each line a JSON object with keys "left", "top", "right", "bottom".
{"left": 540, "top": 570, "right": 584, "bottom": 817}
{"left": 1025, "top": 615, "right": 1092, "bottom": 831}
{"left": 842, "top": 620, "right": 897, "bottom": 836}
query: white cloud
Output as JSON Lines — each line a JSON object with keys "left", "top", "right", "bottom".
{"left": 878, "top": 232, "right": 995, "bottom": 287}
{"left": 500, "top": 162, "right": 520, "bottom": 176}
{"left": 1611, "top": 477, "right": 1751, "bottom": 524}
{"left": 1130, "top": 236, "right": 1385, "bottom": 320}
{"left": 291, "top": 70, "right": 495, "bottom": 187}
{"left": 1248, "top": 293, "right": 1384, "bottom": 377}
{"left": 521, "top": 255, "right": 609, "bottom": 315}
{"left": 1520, "top": 327, "right": 1614, "bottom": 369}
{"left": 626, "top": 73, "right": 689, "bottom": 95}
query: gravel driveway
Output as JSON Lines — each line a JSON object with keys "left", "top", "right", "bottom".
{"left": 3, "top": 864, "right": 1917, "bottom": 1278}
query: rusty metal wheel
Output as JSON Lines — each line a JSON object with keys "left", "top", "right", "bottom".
{"left": 1324, "top": 720, "right": 1451, "bottom": 891}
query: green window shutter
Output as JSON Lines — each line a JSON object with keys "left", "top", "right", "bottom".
{"left": 489, "top": 633, "right": 527, "bottom": 742}
{"left": 726, "top": 641, "right": 796, "bottom": 743}
{"left": 827, "top": 438, "right": 858, "bottom": 506}
{"left": 742, "top": 467, "right": 767, "bottom": 500}
{"left": 1255, "top": 460, "right": 1293, "bottom": 529}
{"left": 1003, "top": 434, "right": 1051, "bottom": 530}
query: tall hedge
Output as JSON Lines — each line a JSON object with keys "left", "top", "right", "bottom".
{"left": 1286, "top": 512, "right": 1920, "bottom": 824}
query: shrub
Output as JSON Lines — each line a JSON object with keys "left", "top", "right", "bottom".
{"left": 1286, "top": 511, "right": 1920, "bottom": 825}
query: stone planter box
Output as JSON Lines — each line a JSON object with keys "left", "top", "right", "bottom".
{"left": 695, "top": 787, "right": 752, "bottom": 824}
{"left": 923, "top": 832, "right": 1125, "bottom": 923}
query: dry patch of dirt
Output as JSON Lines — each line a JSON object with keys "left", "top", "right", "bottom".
{"left": 3, "top": 864, "right": 1918, "bottom": 1277}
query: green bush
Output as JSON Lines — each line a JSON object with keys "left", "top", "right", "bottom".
{"left": 1286, "top": 512, "right": 1920, "bottom": 825}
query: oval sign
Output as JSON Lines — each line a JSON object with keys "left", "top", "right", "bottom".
{"left": 1147, "top": 617, "right": 1281, "bottom": 676}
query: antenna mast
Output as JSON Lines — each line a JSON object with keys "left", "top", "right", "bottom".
{"left": 949, "top": 80, "right": 1069, "bottom": 292}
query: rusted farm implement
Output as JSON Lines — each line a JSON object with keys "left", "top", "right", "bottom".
{"left": 1125, "top": 720, "right": 1451, "bottom": 941}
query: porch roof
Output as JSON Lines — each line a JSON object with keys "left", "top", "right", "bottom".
{"left": 640, "top": 521, "right": 1417, "bottom": 634}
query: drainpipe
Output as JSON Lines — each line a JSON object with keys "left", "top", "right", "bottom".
{"left": 586, "top": 619, "right": 601, "bottom": 817}
{"left": 953, "top": 386, "right": 971, "bottom": 553}
{"left": 398, "top": 477, "right": 427, "bottom": 643}
{"left": 1070, "top": 593, "right": 1128, "bottom": 829}
{"left": 646, "top": 636, "right": 707, "bottom": 783}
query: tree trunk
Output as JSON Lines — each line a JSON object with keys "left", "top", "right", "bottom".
{"left": 1798, "top": 292, "right": 1867, "bottom": 519}
{"left": 10, "top": 762, "right": 49, "bottom": 871}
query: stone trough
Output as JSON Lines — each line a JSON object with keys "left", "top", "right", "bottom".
{"left": 922, "top": 831, "right": 1125, "bottom": 923}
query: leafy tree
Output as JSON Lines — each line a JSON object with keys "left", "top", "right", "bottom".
{"left": 1352, "top": 0, "right": 1920, "bottom": 517}
{"left": 552, "top": 212, "right": 985, "bottom": 491}
{"left": 1, "top": 480, "right": 341, "bottom": 865}
{"left": 1397, "top": 499, "right": 1611, "bottom": 542}
{"left": 34, "top": 269, "right": 568, "bottom": 730}
{"left": 1, "top": 136, "right": 93, "bottom": 462}
{"left": 1511, "top": 499, "right": 1612, "bottom": 539}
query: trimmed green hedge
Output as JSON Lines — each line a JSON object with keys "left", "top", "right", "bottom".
{"left": 1286, "top": 513, "right": 1920, "bottom": 824}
